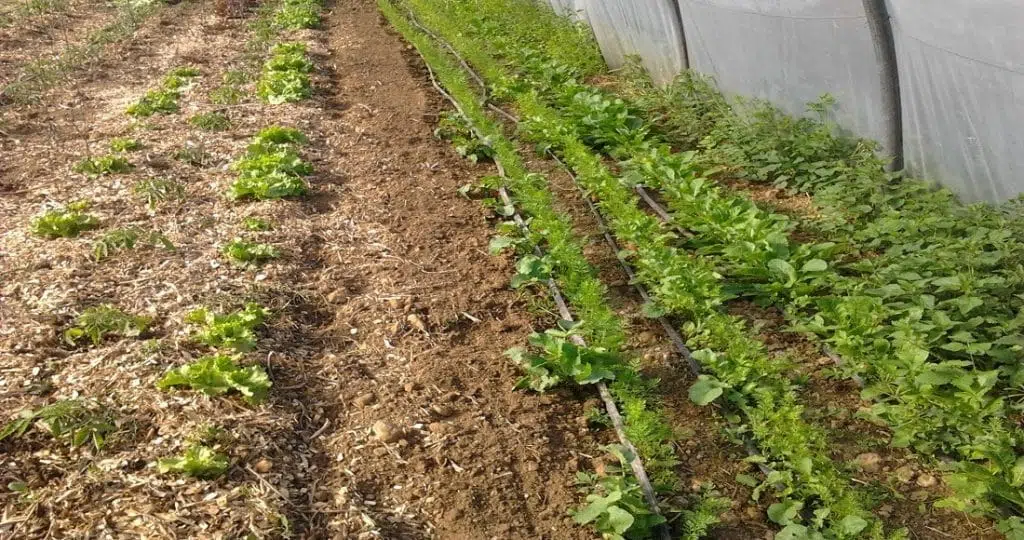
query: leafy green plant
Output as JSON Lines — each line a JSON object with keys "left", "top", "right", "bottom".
{"left": 65, "top": 304, "right": 150, "bottom": 345}
{"left": 73, "top": 154, "right": 133, "bottom": 177}
{"left": 185, "top": 302, "right": 269, "bottom": 352}
{"left": 210, "top": 84, "right": 244, "bottom": 105}
{"left": 167, "top": 65, "right": 201, "bottom": 79}
{"left": 242, "top": 217, "right": 273, "bottom": 231}
{"left": 573, "top": 446, "right": 666, "bottom": 540}
{"left": 188, "top": 112, "right": 230, "bottom": 131}
{"left": 222, "top": 238, "right": 280, "bottom": 265}
{"left": 91, "top": 227, "right": 174, "bottom": 260}
{"left": 109, "top": 137, "right": 141, "bottom": 152}
{"left": 434, "top": 110, "right": 496, "bottom": 163}
{"left": 505, "top": 323, "right": 618, "bottom": 392}
{"left": 133, "top": 178, "right": 184, "bottom": 209}
{"left": 274, "top": 0, "right": 320, "bottom": 29}
{"left": 30, "top": 201, "right": 99, "bottom": 238}
{"left": 158, "top": 444, "right": 229, "bottom": 479}
{"left": 679, "top": 488, "right": 732, "bottom": 540}
{"left": 126, "top": 88, "right": 179, "bottom": 117}
{"left": 256, "top": 42, "right": 312, "bottom": 104}
{"left": 157, "top": 353, "right": 271, "bottom": 404}
{"left": 229, "top": 127, "right": 311, "bottom": 200}
{"left": 0, "top": 400, "right": 117, "bottom": 451}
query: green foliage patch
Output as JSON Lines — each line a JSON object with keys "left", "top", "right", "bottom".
{"left": 73, "top": 154, "right": 133, "bottom": 177}
{"left": 256, "top": 42, "right": 312, "bottom": 104}
{"left": 157, "top": 353, "right": 271, "bottom": 404}
{"left": 65, "top": 304, "right": 151, "bottom": 345}
{"left": 158, "top": 444, "right": 229, "bottom": 479}
{"left": 229, "top": 126, "right": 311, "bottom": 200}
{"left": 0, "top": 400, "right": 117, "bottom": 451}
{"left": 31, "top": 201, "right": 99, "bottom": 238}
{"left": 185, "top": 302, "right": 269, "bottom": 352}
{"left": 222, "top": 238, "right": 280, "bottom": 265}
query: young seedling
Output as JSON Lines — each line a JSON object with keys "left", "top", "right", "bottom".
{"left": 242, "top": 217, "right": 273, "bottom": 231}
{"left": 64, "top": 304, "right": 151, "bottom": 345}
{"left": 189, "top": 112, "right": 230, "bottom": 132}
{"left": 91, "top": 227, "right": 174, "bottom": 261}
{"left": 0, "top": 400, "right": 118, "bottom": 451}
{"left": 126, "top": 88, "right": 179, "bottom": 117}
{"left": 505, "top": 323, "right": 618, "bottom": 392}
{"left": 109, "top": 137, "right": 142, "bottom": 152}
{"left": 157, "top": 353, "right": 271, "bottom": 404}
{"left": 158, "top": 444, "right": 229, "bottom": 479}
{"left": 222, "top": 238, "right": 280, "bottom": 265}
{"left": 30, "top": 202, "right": 99, "bottom": 238}
{"left": 185, "top": 302, "right": 269, "bottom": 352}
{"left": 133, "top": 178, "right": 184, "bottom": 209}
{"left": 73, "top": 154, "right": 133, "bottom": 177}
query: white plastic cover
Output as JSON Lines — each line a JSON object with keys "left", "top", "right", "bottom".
{"left": 582, "top": 0, "right": 688, "bottom": 85}
{"left": 885, "top": 0, "right": 1024, "bottom": 203}
{"left": 546, "top": 0, "right": 586, "bottom": 20}
{"left": 674, "top": 0, "right": 899, "bottom": 158}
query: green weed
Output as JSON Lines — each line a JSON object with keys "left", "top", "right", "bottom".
{"left": 158, "top": 445, "right": 229, "bottom": 479}
{"left": 91, "top": 227, "right": 174, "bottom": 261}
{"left": 109, "top": 137, "right": 142, "bottom": 152}
{"left": 0, "top": 400, "right": 117, "bottom": 451}
{"left": 572, "top": 446, "right": 667, "bottom": 539}
{"left": 189, "top": 112, "right": 231, "bottom": 131}
{"left": 126, "top": 88, "right": 179, "bottom": 117}
{"left": 222, "top": 238, "right": 280, "bottom": 265}
{"left": 185, "top": 302, "right": 269, "bottom": 352}
{"left": 65, "top": 304, "right": 150, "bottom": 345}
{"left": 435, "top": 110, "right": 495, "bottom": 162}
{"left": 242, "top": 217, "right": 273, "bottom": 231}
{"left": 210, "top": 85, "right": 244, "bottom": 105}
{"left": 133, "top": 178, "right": 184, "bottom": 209}
{"left": 73, "top": 154, "right": 133, "bottom": 177}
{"left": 157, "top": 353, "right": 271, "bottom": 404}
{"left": 167, "top": 65, "right": 201, "bottom": 79}
{"left": 31, "top": 202, "right": 100, "bottom": 238}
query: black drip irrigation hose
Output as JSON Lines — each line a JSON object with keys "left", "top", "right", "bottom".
{"left": 400, "top": 4, "right": 782, "bottom": 486}
{"left": 408, "top": 41, "right": 672, "bottom": 540}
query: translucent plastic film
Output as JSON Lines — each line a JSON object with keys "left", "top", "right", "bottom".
{"left": 583, "top": 0, "right": 688, "bottom": 85}
{"left": 674, "top": 0, "right": 899, "bottom": 158}
{"left": 886, "top": 0, "right": 1024, "bottom": 202}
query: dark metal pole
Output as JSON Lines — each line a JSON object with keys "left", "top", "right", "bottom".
{"left": 861, "top": 0, "right": 903, "bottom": 171}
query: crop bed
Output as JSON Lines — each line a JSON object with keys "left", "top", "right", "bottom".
{"left": 1, "top": 0, "right": 1021, "bottom": 539}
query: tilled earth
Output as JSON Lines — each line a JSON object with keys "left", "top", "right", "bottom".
{"left": 0, "top": 0, "right": 605, "bottom": 538}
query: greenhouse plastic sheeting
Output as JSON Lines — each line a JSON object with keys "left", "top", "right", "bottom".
{"left": 886, "top": 0, "right": 1024, "bottom": 203}
{"left": 675, "top": 0, "right": 899, "bottom": 158}
{"left": 583, "top": 0, "right": 688, "bottom": 85}
{"left": 546, "top": 0, "right": 586, "bottom": 20}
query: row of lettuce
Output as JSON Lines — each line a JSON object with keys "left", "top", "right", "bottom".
{"left": 389, "top": 0, "right": 1024, "bottom": 538}
{"left": 6, "top": 0, "right": 323, "bottom": 489}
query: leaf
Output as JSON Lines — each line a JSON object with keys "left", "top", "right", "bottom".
{"left": 767, "top": 259, "right": 797, "bottom": 286}
{"left": 688, "top": 376, "right": 725, "bottom": 406}
{"left": 837, "top": 515, "right": 868, "bottom": 535}
{"left": 800, "top": 259, "right": 827, "bottom": 273}
{"left": 604, "top": 506, "right": 634, "bottom": 535}
{"left": 767, "top": 499, "right": 803, "bottom": 526}
{"left": 488, "top": 236, "right": 516, "bottom": 255}
{"left": 735, "top": 473, "right": 759, "bottom": 487}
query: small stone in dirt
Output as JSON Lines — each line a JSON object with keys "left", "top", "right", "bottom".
{"left": 637, "top": 331, "right": 657, "bottom": 345}
{"left": 854, "top": 452, "right": 882, "bottom": 473}
{"left": 915, "top": 473, "right": 937, "bottom": 488}
{"left": 387, "top": 298, "right": 402, "bottom": 309}
{"left": 441, "top": 391, "right": 460, "bottom": 402}
{"left": 404, "top": 382, "right": 420, "bottom": 393}
{"left": 372, "top": 421, "right": 402, "bottom": 443}
{"left": 254, "top": 458, "right": 273, "bottom": 473}
{"left": 427, "top": 422, "right": 450, "bottom": 434}
{"left": 327, "top": 289, "right": 346, "bottom": 303}
{"left": 354, "top": 393, "right": 376, "bottom": 408}
{"left": 406, "top": 313, "right": 427, "bottom": 334}
{"left": 894, "top": 465, "right": 915, "bottom": 483}
{"left": 430, "top": 404, "right": 453, "bottom": 417}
